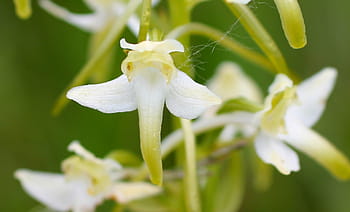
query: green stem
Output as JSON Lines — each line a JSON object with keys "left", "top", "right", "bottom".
{"left": 224, "top": 2, "right": 298, "bottom": 81}
{"left": 162, "top": 113, "right": 255, "bottom": 159}
{"left": 181, "top": 119, "right": 201, "bottom": 212}
{"left": 138, "top": 0, "right": 152, "bottom": 41}
{"left": 52, "top": 0, "right": 142, "bottom": 116}
{"left": 166, "top": 23, "right": 275, "bottom": 73}
{"left": 168, "top": 0, "right": 192, "bottom": 76}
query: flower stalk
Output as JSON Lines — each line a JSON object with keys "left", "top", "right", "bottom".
{"left": 138, "top": 0, "right": 153, "bottom": 41}
{"left": 224, "top": 1, "right": 298, "bottom": 81}
{"left": 166, "top": 23, "right": 275, "bottom": 73}
{"left": 181, "top": 118, "right": 201, "bottom": 212}
{"left": 168, "top": 0, "right": 192, "bottom": 76}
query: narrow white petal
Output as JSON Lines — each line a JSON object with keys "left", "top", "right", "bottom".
{"left": 127, "top": 14, "right": 140, "bottom": 36}
{"left": 133, "top": 69, "right": 167, "bottom": 185}
{"left": 15, "top": 169, "right": 74, "bottom": 211}
{"left": 268, "top": 74, "right": 293, "bottom": 94}
{"left": 120, "top": 39, "right": 184, "bottom": 53}
{"left": 218, "top": 125, "right": 237, "bottom": 142}
{"left": 288, "top": 67, "right": 337, "bottom": 127}
{"left": 166, "top": 70, "right": 222, "bottom": 119}
{"left": 226, "top": 0, "right": 252, "bottom": 4}
{"left": 110, "top": 182, "right": 161, "bottom": 203}
{"left": 283, "top": 123, "right": 350, "bottom": 180}
{"left": 68, "top": 141, "right": 97, "bottom": 161}
{"left": 208, "top": 62, "right": 262, "bottom": 103}
{"left": 68, "top": 141, "right": 122, "bottom": 170}
{"left": 39, "top": 0, "right": 101, "bottom": 32}
{"left": 254, "top": 132, "right": 300, "bottom": 175}
{"left": 66, "top": 75, "right": 137, "bottom": 114}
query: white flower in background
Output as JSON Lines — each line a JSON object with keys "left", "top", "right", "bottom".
{"left": 39, "top": 0, "right": 159, "bottom": 35}
{"left": 15, "top": 141, "right": 161, "bottom": 212}
{"left": 206, "top": 62, "right": 262, "bottom": 141}
{"left": 66, "top": 39, "right": 221, "bottom": 185}
{"left": 255, "top": 68, "right": 350, "bottom": 179}
{"left": 226, "top": 0, "right": 251, "bottom": 4}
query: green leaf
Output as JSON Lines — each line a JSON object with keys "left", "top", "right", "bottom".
{"left": 203, "top": 152, "right": 245, "bottom": 212}
{"left": 246, "top": 145, "right": 273, "bottom": 191}
{"left": 217, "top": 97, "right": 263, "bottom": 114}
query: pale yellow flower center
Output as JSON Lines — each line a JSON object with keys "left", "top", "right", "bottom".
{"left": 62, "top": 156, "right": 112, "bottom": 195}
{"left": 261, "top": 86, "right": 297, "bottom": 136}
{"left": 121, "top": 50, "right": 177, "bottom": 82}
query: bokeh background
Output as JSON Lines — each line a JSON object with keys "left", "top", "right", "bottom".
{"left": 1, "top": 0, "right": 350, "bottom": 211}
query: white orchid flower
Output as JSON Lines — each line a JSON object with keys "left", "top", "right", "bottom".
{"left": 39, "top": 0, "right": 159, "bottom": 35}
{"left": 206, "top": 62, "right": 262, "bottom": 141}
{"left": 66, "top": 39, "right": 221, "bottom": 185}
{"left": 15, "top": 141, "right": 161, "bottom": 212}
{"left": 255, "top": 68, "right": 350, "bottom": 179}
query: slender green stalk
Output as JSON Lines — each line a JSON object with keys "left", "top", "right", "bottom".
{"left": 88, "top": 23, "right": 115, "bottom": 82}
{"left": 224, "top": 2, "right": 298, "bottom": 81}
{"left": 274, "top": 0, "right": 307, "bottom": 49}
{"left": 181, "top": 119, "right": 201, "bottom": 212}
{"left": 168, "top": 0, "right": 192, "bottom": 76}
{"left": 52, "top": 0, "right": 142, "bottom": 116}
{"left": 138, "top": 0, "right": 152, "bottom": 41}
{"left": 162, "top": 113, "right": 255, "bottom": 158}
{"left": 166, "top": 23, "right": 275, "bottom": 73}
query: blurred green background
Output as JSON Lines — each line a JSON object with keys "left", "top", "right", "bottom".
{"left": 1, "top": 0, "right": 350, "bottom": 211}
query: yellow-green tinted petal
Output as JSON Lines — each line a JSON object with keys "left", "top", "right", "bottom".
{"left": 111, "top": 182, "right": 161, "bottom": 203}
{"left": 13, "top": 0, "right": 31, "bottom": 19}
{"left": 284, "top": 125, "right": 350, "bottom": 180}
{"left": 274, "top": 0, "right": 307, "bottom": 49}
{"left": 133, "top": 68, "right": 167, "bottom": 185}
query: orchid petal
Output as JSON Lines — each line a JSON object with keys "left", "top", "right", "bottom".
{"left": 110, "top": 182, "right": 161, "bottom": 203}
{"left": 127, "top": 14, "right": 140, "bottom": 35}
{"left": 226, "top": 0, "right": 251, "bottom": 4}
{"left": 289, "top": 67, "right": 337, "bottom": 127}
{"left": 254, "top": 132, "right": 300, "bottom": 175}
{"left": 39, "top": 0, "right": 101, "bottom": 32}
{"left": 283, "top": 123, "right": 350, "bottom": 180}
{"left": 133, "top": 69, "right": 167, "bottom": 185}
{"left": 120, "top": 39, "right": 184, "bottom": 53}
{"left": 83, "top": 0, "right": 101, "bottom": 11}
{"left": 208, "top": 62, "right": 262, "bottom": 103}
{"left": 218, "top": 125, "right": 237, "bottom": 142}
{"left": 14, "top": 0, "right": 32, "bottom": 19}
{"left": 15, "top": 169, "right": 74, "bottom": 211}
{"left": 67, "top": 75, "right": 137, "bottom": 114}
{"left": 166, "top": 70, "right": 222, "bottom": 119}
{"left": 260, "top": 74, "right": 293, "bottom": 116}
{"left": 68, "top": 141, "right": 122, "bottom": 171}
{"left": 268, "top": 74, "right": 293, "bottom": 95}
